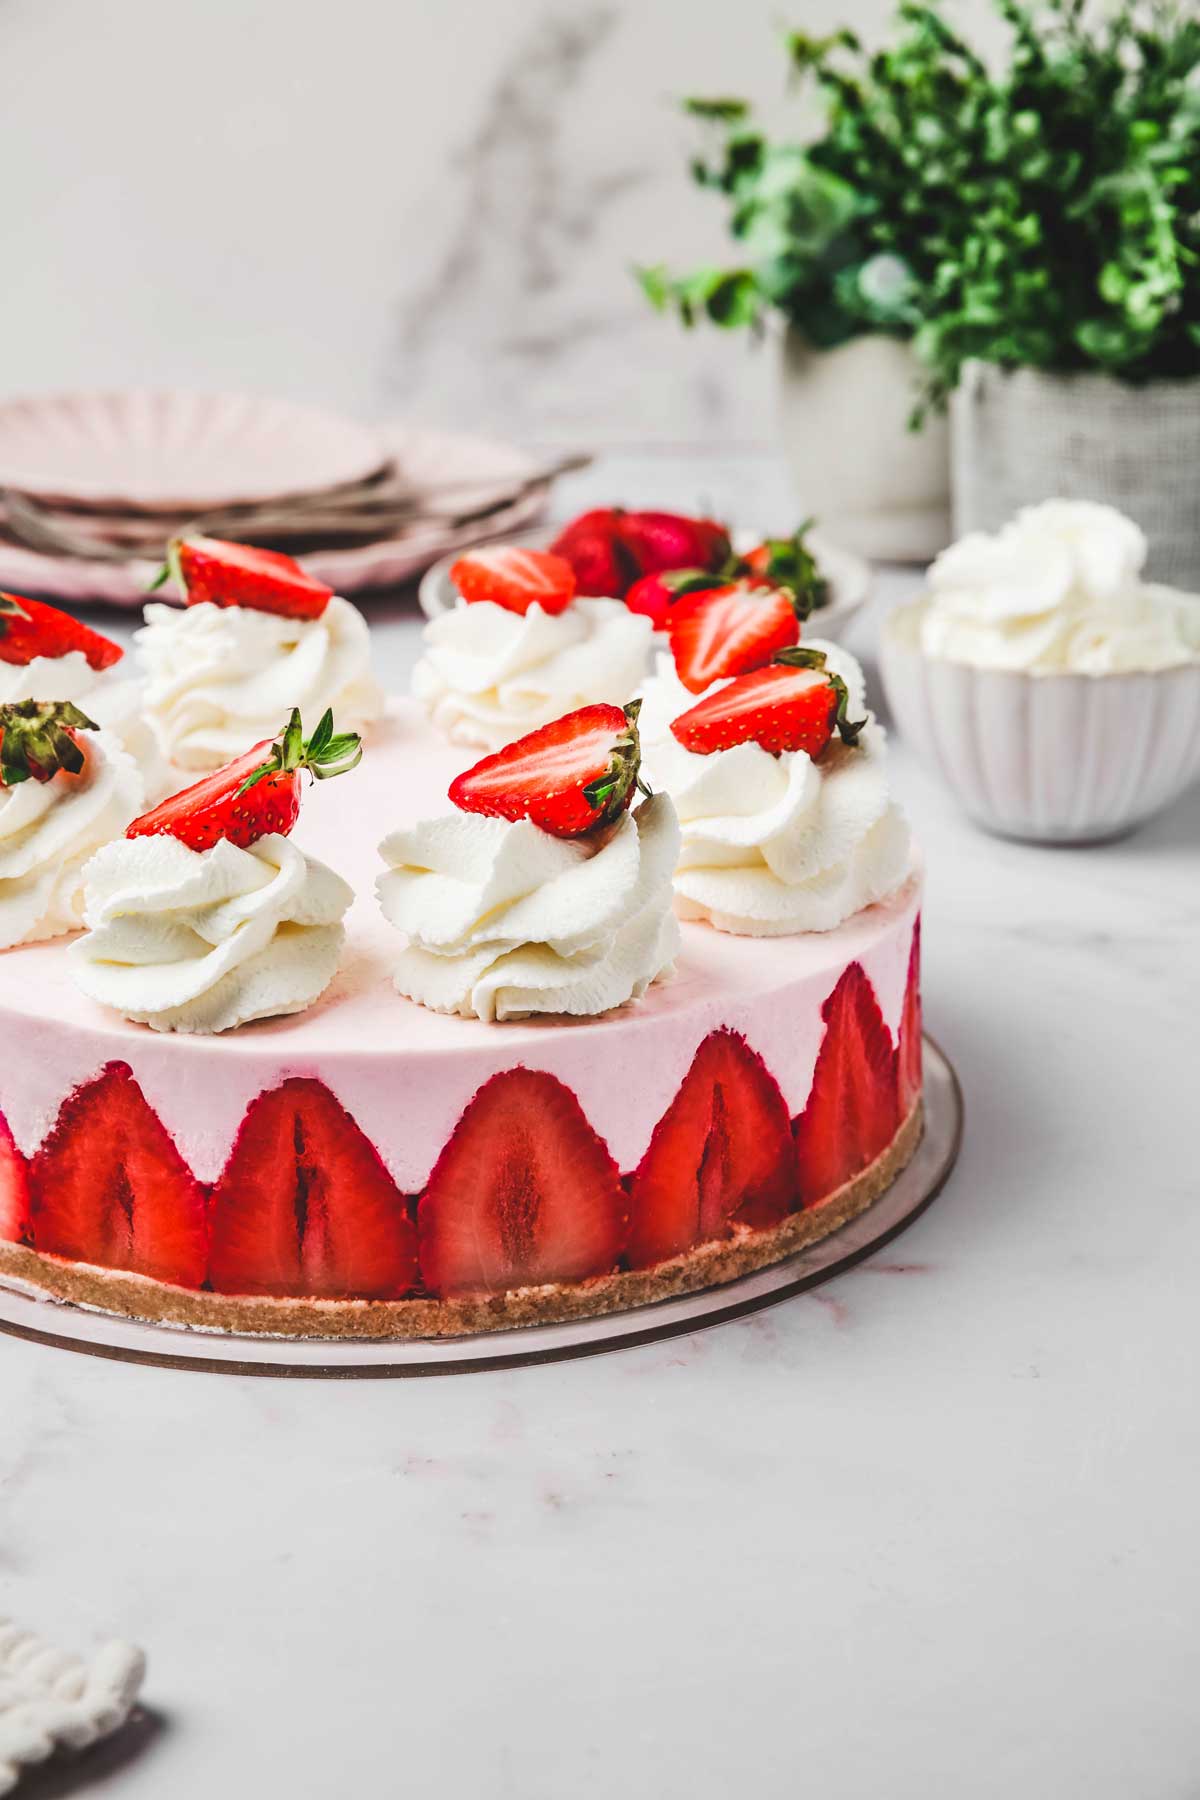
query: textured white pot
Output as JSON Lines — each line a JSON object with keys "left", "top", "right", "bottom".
{"left": 951, "top": 361, "right": 1200, "bottom": 589}
{"left": 881, "top": 599, "right": 1200, "bottom": 843}
{"left": 778, "top": 331, "right": 950, "bottom": 564}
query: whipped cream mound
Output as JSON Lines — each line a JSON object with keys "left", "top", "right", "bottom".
{"left": 922, "top": 499, "right": 1200, "bottom": 675}
{"left": 412, "top": 597, "right": 653, "bottom": 751}
{"left": 71, "top": 832, "right": 353, "bottom": 1034}
{"left": 0, "top": 650, "right": 170, "bottom": 801}
{"left": 377, "top": 791, "right": 680, "bottom": 1022}
{"left": 639, "top": 642, "right": 910, "bottom": 937}
{"left": 0, "top": 730, "right": 144, "bottom": 949}
{"left": 136, "top": 596, "right": 384, "bottom": 771}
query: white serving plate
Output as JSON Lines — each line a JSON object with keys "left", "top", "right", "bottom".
{"left": 0, "top": 425, "right": 548, "bottom": 605}
{"left": 0, "top": 389, "right": 388, "bottom": 512}
{"left": 419, "top": 526, "right": 871, "bottom": 639}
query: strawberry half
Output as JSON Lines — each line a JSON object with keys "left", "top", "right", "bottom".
{"left": 670, "top": 648, "right": 865, "bottom": 757}
{"left": 209, "top": 1079, "right": 418, "bottom": 1299}
{"left": 742, "top": 520, "right": 829, "bottom": 611}
{"left": 29, "top": 1063, "right": 209, "bottom": 1288}
{"left": 448, "top": 701, "right": 647, "bottom": 838}
{"left": 449, "top": 545, "right": 575, "bottom": 616}
{"left": 668, "top": 580, "right": 803, "bottom": 695}
{"left": 625, "top": 568, "right": 720, "bottom": 630}
{"left": 149, "top": 535, "right": 333, "bottom": 619}
{"left": 626, "top": 1031, "right": 796, "bottom": 1269}
{"left": 0, "top": 700, "right": 97, "bottom": 787}
{"left": 126, "top": 706, "right": 362, "bottom": 851}
{"left": 617, "top": 510, "right": 731, "bottom": 579}
{"left": 897, "top": 918, "right": 922, "bottom": 1116}
{"left": 0, "top": 592, "right": 123, "bottom": 671}
{"left": 793, "top": 963, "right": 900, "bottom": 1208}
{"left": 0, "top": 1111, "right": 29, "bottom": 1247}
{"left": 418, "top": 1068, "right": 627, "bottom": 1298}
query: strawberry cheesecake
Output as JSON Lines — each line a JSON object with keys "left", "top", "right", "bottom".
{"left": 0, "top": 527, "right": 924, "bottom": 1339}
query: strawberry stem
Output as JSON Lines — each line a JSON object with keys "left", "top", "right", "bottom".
{"left": 236, "top": 707, "right": 363, "bottom": 797}
{"left": 773, "top": 647, "right": 866, "bottom": 746}
{"left": 0, "top": 700, "right": 97, "bottom": 786}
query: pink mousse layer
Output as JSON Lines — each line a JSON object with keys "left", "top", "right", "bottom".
{"left": 0, "top": 701, "right": 922, "bottom": 1187}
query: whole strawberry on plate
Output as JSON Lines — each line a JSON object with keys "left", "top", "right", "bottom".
{"left": 670, "top": 648, "right": 865, "bottom": 758}
{"left": 449, "top": 701, "right": 648, "bottom": 838}
{"left": 127, "top": 707, "right": 362, "bottom": 850}
{"left": 551, "top": 507, "right": 730, "bottom": 598}
{"left": 149, "top": 536, "right": 334, "bottom": 619}
{"left": 0, "top": 593, "right": 123, "bottom": 671}
{"left": 449, "top": 545, "right": 575, "bottom": 616}
{"left": 669, "top": 580, "right": 815, "bottom": 695}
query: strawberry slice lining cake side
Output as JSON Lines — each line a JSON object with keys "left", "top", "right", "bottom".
{"left": 0, "top": 530, "right": 925, "bottom": 1340}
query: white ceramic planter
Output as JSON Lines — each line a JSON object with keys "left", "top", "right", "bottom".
{"left": 881, "top": 599, "right": 1200, "bottom": 843}
{"left": 778, "top": 331, "right": 950, "bottom": 564}
{"left": 951, "top": 361, "right": 1200, "bottom": 590}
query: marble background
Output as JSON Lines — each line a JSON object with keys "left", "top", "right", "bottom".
{"left": 0, "top": 0, "right": 996, "bottom": 448}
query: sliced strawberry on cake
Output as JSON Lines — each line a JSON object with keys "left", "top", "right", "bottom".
{"left": 793, "top": 963, "right": 901, "bottom": 1208}
{"left": 627, "top": 1031, "right": 796, "bottom": 1268}
{"left": 670, "top": 647, "right": 865, "bottom": 757}
{"left": 897, "top": 919, "right": 923, "bottom": 1115}
{"left": 449, "top": 545, "right": 576, "bottom": 616}
{"left": 208, "top": 1079, "right": 417, "bottom": 1299}
{"left": 668, "top": 581, "right": 807, "bottom": 694}
{"left": 126, "top": 706, "right": 361, "bottom": 850}
{"left": 150, "top": 535, "right": 334, "bottom": 618}
{"left": 0, "top": 592, "right": 124, "bottom": 670}
{"left": 418, "top": 1068, "right": 627, "bottom": 1298}
{"left": 448, "top": 700, "right": 648, "bottom": 837}
{"left": 0, "top": 1113, "right": 29, "bottom": 1247}
{"left": 29, "top": 1063, "right": 209, "bottom": 1287}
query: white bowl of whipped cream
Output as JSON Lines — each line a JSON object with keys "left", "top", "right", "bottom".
{"left": 881, "top": 500, "right": 1200, "bottom": 843}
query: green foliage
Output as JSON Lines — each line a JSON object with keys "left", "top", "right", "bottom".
{"left": 639, "top": 0, "right": 1200, "bottom": 400}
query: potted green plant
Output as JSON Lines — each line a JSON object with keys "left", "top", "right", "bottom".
{"left": 919, "top": 0, "right": 1200, "bottom": 588}
{"left": 641, "top": 0, "right": 1200, "bottom": 582}
{"left": 638, "top": 17, "right": 985, "bottom": 560}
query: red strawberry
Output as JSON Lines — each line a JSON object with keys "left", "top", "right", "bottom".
{"left": 150, "top": 535, "right": 333, "bottom": 619}
{"left": 742, "top": 521, "right": 829, "bottom": 611}
{"left": 793, "top": 964, "right": 900, "bottom": 1208}
{"left": 449, "top": 545, "right": 575, "bottom": 616}
{"left": 29, "top": 1063, "right": 209, "bottom": 1287}
{"left": 550, "top": 511, "right": 639, "bottom": 596}
{"left": 449, "top": 701, "right": 646, "bottom": 838}
{"left": 0, "top": 701, "right": 97, "bottom": 788}
{"left": 897, "top": 918, "right": 923, "bottom": 1115}
{"left": 0, "top": 592, "right": 123, "bottom": 671}
{"left": 669, "top": 581, "right": 801, "bottom": 695}
{"left": 625, "top": 568, "right": 719, "bottom": 629}
{"left": 126, "top": 706, "right": 361, "bottom": 851}
{"left": 626, "top": 1032, "right": 795, "bottom": 1269}
{"left": 669, "top": 648, "right": 865, "bottom": 757}
{"left": 0, "top": 1111, "right": 29, "bottom": 1246}
{"left": 617, "top": 510, "right": 731, "bottom": 579}
{"left": 208, "top": 1079, "right": 417, "bottom": 1299}
{"left": 419, "top": 1068, "right": 626, "bottom": 1298}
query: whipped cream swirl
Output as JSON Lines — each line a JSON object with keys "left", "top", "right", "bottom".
{"left": 136, "top": 597, "right": 384, "bottom": 771}
{"left": 412, "top": 598, "right": 652, "bottom": 751}
{"left": 639, "top": 642, "right": 910, "bottom": 937}
{"left": 377, "top": 793, "right": 680, "bottom": 1022}
{"left": 922, "top": 500, "right": 1200, "bottom": 674}
{"left": 71, "top": 832, "right": 353, "bottom": 1033}
{"left": 0, "top": 730, "right": 144, "bottom": 949}
{"left": 0, "top": 651, "right": 169, "bottom": 801}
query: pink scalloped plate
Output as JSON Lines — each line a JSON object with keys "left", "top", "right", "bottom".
{"left": 0, "top": 390, "right": 388, "bottom": 512}
{"left": 0, "top": 425, "right": 548, "bottom": 606}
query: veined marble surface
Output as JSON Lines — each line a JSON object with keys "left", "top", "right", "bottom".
{"left": 3, "top": 452, "right": 1199, "bottom": 1800}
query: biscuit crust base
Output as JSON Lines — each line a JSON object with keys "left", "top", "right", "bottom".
{"left": 0, "top": 1102, "right": 923, "bottom": 1341}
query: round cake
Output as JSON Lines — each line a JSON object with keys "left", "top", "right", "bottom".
{"left": 0, "top": 697, "right": 922, "bottom": 1338}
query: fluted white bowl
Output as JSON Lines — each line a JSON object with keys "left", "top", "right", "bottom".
{"left": 881, "top": 598, "right": 1200, "bottom": 842}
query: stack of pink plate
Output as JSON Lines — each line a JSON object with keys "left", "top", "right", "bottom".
{"left": 0, "top": 391, "right": 550, "bottom": 606}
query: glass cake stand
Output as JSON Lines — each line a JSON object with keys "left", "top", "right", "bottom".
{"left": 0, "top": 1037, "right": 962, "bottom": 1379}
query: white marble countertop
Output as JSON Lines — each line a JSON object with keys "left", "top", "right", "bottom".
{"left": 3, "top": 452, "right": 1199, "bottom": 1800}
